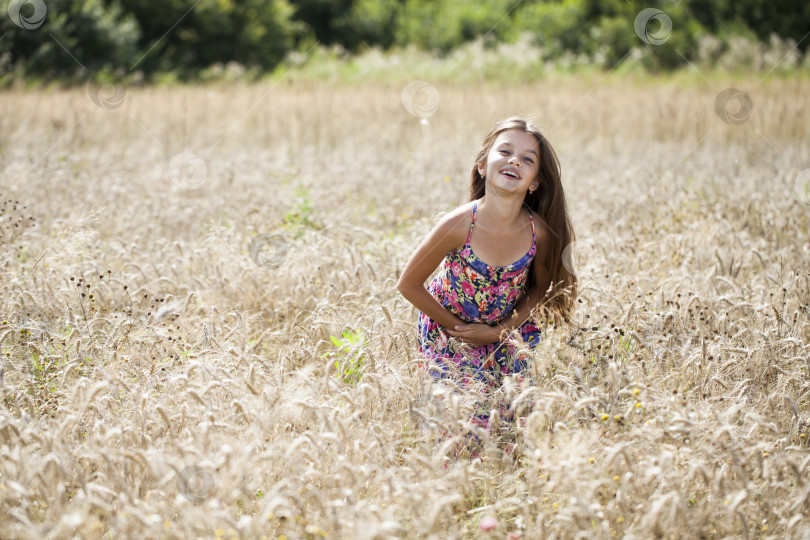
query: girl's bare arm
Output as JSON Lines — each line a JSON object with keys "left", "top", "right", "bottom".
{"left": 396, "top": 209, "right": 470, "bottom": 330}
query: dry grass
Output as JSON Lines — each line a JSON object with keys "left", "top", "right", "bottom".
{"left": 0, "top": 75, "right": 809, "bottom": 539}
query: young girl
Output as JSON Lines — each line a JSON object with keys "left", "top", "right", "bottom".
{"left": 397, "top": 117, "right": 576, "bottom": 429}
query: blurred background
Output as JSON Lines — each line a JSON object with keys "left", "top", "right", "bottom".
{"left": 2, "top": 0, "right": 809, "bottom": 85}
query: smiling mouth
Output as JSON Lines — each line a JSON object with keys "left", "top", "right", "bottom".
{"left": 500, "top": 169, "right": 521, "bottom": 180}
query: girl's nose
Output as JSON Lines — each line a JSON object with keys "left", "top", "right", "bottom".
{"left": 508, "top": 156, "right": 521, "bottom": 166}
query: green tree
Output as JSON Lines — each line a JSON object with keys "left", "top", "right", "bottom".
{"left": 116, "top": 0, "right": 298, "bottom": 78}
{"left": 394, "top": 0, "right": 516, "bottom": 53}
{"left": 344, "top": 0, "right": 401, "bottom": 50}
{"left": 690, "top": 0, "right": 810, "bottom": 51}
{"left": 1, "top": 0, "right": 140, "bottom": 81}
{"left": 510, "top": 0, "right": 588, "bottom": 57}
{"left": 289, "top": 0, "right": 355, "bottom": 46}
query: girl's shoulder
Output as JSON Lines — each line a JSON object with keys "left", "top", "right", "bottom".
{"left": 441, "top": 200, "right": 476, "bottom": 224}
{"left": 432, "top": 201, "right": 476, "bottom": 251}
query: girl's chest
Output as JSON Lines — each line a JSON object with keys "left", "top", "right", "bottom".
{"left": 468, "top": 226, "right": 534, "bottom": 269}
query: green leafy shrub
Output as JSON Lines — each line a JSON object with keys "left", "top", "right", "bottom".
{"left": 322, "top": 329, "right": 366, "bottom": 384}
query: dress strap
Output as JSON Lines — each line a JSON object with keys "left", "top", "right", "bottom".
{"left": 465, "top": 202, "right": 477, "bottom": 244}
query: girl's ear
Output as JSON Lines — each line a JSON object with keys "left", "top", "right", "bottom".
{"left": 477, "top": 162, "right": 486, "bottom": 177}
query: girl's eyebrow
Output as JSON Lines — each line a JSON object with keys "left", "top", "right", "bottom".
{"left": 498, "top": 141, "right": 539, "bottom": 157}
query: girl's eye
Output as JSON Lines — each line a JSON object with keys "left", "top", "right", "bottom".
{"left": 499, "top": 150, "right": 509, "bottom": 155}
{"left": 524, "top": 157, "right": 534, "bottom": 164}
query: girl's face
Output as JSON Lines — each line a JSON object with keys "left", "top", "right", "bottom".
{"left": 477, "top": 129, "right": 541, "bottom": 196}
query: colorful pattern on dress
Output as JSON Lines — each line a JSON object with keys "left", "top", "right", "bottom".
{"left": 418, "top": 201, "right": 542, "bottom": 427}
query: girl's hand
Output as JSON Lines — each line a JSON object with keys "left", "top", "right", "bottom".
{"left": 446, "top": 323, "right": 503, "bottom": 346}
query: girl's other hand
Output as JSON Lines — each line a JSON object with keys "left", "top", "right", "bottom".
{"left": 447, "top": 323, "right": 502, "bottom": 345}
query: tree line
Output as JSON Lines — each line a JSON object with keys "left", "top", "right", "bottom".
{"left": 2, "top": 0, "right": 808, "bottom": 83}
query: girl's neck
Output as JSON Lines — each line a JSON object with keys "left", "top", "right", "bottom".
{"left": 477, "top": 193, "right": 527, "bottom": 228}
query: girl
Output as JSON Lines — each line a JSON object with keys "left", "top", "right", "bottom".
{"left": 397, "top": 117, "right": 576, "bottom": 428}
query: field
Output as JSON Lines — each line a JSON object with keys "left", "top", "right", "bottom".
{"left": 0, "top": 74, "right": 809, "bottom": 539}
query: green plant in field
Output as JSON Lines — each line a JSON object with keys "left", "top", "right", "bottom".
{"left": 617, "top": 331, "right": 634, "bottom": 360}
{"left": 322, "top": 329, "right": 366, "bottom": 384}
{"left": 283, "top": 185, "right": 320, "bottom": 236}
{"left": 26, "top": 351, "right": 63, "bottom": 417}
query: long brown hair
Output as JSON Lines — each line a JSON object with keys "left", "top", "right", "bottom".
{"left": 469, "top": 117, "right": 577, "bottom": 322}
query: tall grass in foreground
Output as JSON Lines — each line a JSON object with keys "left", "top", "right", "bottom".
{"left": 0, "top": 77, "right": 808, "bottom": 538}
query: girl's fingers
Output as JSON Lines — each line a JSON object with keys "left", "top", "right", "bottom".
{"left": 447, "top": 331, "right": 475, "bottom": 343}
{"left": 453, "top": 324, "right": 480, "bottom": 332}
{"left": 449, "top": 329, "right": 476, "bottom": 337}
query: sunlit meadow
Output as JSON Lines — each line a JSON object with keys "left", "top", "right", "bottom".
{"left": 0, "top": 73, "right": 809, "bottom": 539}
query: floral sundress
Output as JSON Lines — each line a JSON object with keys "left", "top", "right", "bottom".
{"left": 418, "top": 201, "right": 542, "bottom": 427}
